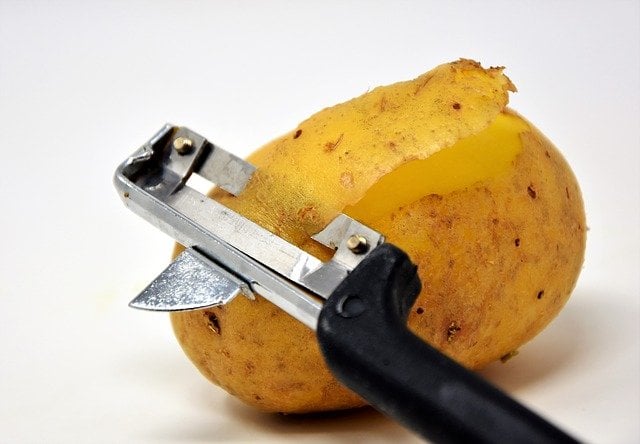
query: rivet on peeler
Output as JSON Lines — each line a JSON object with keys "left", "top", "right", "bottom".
{"left": 347, "top": 234, "right": 369, "bottom": 254}
{"left": 173, "top": 137, "right": 194, "bottom": 155}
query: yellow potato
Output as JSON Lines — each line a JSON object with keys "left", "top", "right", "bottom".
{"left": 170, "top": 59, "right": 586, "bottom": 413}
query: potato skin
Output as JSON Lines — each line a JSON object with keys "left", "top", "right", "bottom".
{"left": 389, "top": 118, "right": 586, "bottom": 368}
{"left": 171, "top": 290, "right": 365, "bottom": 412}
{"left": 170, "top": 61, "right": 586, "bottom": 413}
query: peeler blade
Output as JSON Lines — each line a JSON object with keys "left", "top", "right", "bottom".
{"left": 129, "top": 248, "right": 253, "bottom": 311}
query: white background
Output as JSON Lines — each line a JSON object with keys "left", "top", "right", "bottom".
{"left": 1, "top": 1, "right": 638, "bottom": 442}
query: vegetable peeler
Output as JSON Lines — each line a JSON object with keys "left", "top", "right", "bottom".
{"left": 114, "top": 124, "right": 578, "bottom": 443}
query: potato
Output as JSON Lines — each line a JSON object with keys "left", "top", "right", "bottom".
{"left": 170, "top": 59, "right": 586, "bottom": 413}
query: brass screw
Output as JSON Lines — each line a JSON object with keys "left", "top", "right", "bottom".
{"left": 346, "top": 234, "right": 368, "bottom": 254}
{"left": 173, "top": 137, "right": 194, "bottom": 155}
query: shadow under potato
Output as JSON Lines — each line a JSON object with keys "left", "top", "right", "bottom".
{"left": 223, "top": 396, "right": 418, "bottom": 442}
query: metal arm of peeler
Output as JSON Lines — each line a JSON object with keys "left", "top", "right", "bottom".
{"left": 115, "top": 125, "right": 579, "bottom": 443}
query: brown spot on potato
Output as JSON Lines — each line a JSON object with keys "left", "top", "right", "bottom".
{"left": 283, "top": 382, "right": 306, "bottom": 391}
{"left": 206, "top": 312, "right": 221, "bottom": 334}
{"left": 537, "top": 290, "right": 545, "bottom": 300}
{"left": 565, "top": 187, "right": 570, "bottom": 199}
{"left": 416, "top": 307, "right": 425, "bottom": 315}
{"left": 324, "top": 133, "right": 344, "bottom": 152}
{"left": 297, "top": 205, "right": 320, "bottom": 224}
{"left": 452, "top": 102, "right": 461, "bottom": 110}
{"left": 340, "top": 172, "right": 354, "bottom": 189}
{"left": 293, "top": 129, "right": 302, "bottom": 139}
{"left": 527, "top": 185, "right": 537, "bottom": 199}
{"left": 379, "top": 95, "right": 388, "bottom": 112}
{"left": 515, "top": 238, "right": 520, "bottom": 247}
{"left": 447, "top": 322, "right": 461, "bottom": 342}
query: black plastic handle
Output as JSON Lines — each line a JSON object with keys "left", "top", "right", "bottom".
{"left": 317, "top": 243, "right": 578, "bottom": 444}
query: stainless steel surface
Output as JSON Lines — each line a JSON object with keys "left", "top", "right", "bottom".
{"left": 197, "top": 144, "right": 256, "bottom": 196}
{"left": 114, "top": 125, "right": 384, "bottom": 330}
{"left": 310, "top": 214, "right": 384, "bottom": 270}
{"left": 130, "top": 248, "right": 253, "bottom": 311}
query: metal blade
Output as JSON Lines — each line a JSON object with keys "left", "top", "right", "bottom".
{"left": 197, "top": 144, "right": 256, "bottom": 196}
{"left": 129, "top": 248, "right": 253, "bottom": 311}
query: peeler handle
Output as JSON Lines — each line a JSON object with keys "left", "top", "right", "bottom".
{"left": 316, "top": 243, "right": 578, "bottom": 444}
